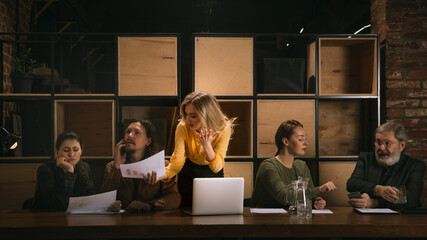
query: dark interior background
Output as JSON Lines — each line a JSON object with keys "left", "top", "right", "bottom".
{"left": 29, "top": 0, "right": 371, "bottom": 95}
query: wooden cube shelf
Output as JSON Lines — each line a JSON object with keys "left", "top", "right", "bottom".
{"left": 224, "top": 161, "right": 253, "bottom": 199}
{"left": 319, "top": 161, "right": 356, "bottom": 207}
{"left": 257, "top": 100, "right": 315, "bottom": 158}
{"left": 121, "top": 106, "right": 179, "bottom": 156}
{"left": 195, "top": 37, "right": 253, "bottom": 96}
{"left": 55, "top": 100, "right": 115, "bottom": 158}
{"left": 118, "top": 36, "right": 178, "bottom": 96}
{"left": 256, "top": 35, "right": 316, "bottom": 95}
{"left": 218, "top": 100, "right": 253, "bottom": 158}
{"left": 318, "top": 38, "right": 377, "bottom": 96}
{"left": 318, "top": 101, "right": 361, "bottom": 158}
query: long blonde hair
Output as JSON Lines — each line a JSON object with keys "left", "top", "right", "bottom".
{"left": 180, "top": 91, "right": 236, "bottom": 132}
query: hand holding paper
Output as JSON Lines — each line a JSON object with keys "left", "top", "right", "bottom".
{"left": 120, "top": 150, "right": 166, "bottom": 180}
{"left": 67, "top": 190, "right": 122, "bottom": 214}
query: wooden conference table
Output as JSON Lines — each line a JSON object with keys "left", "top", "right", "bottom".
{"left": 1, "top": 207, "right": 426, "bottom": 239}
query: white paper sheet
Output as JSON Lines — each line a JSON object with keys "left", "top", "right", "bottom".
{"left": 66, "top": 190, "right": 121, "bottom": 214}
{"left": 120, "top": 150, "right": 166, "bottom": 179}
{"left": 312, "top": 209, "right": 334, "bottom": 214}
{"left": 354, "top": 208, "right": 398, "bottom": 214}
{"left": 250, "top": 208, "right": 287, "bottom": 214}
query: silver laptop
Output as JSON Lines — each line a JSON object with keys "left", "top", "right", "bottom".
{"left": 187, "top": 177, "right": 244, "bottom": 216}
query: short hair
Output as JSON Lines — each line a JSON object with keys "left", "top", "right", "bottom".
{"left": 274, "top": 120, "right": 303, "bottom": 156}
{"left": 179, "top": 91, "right": 235, "bottom": 132}
{"left": 375, "top": 122, "right": 408, "bottom": 142}
{"left": 125, "top": 119, "right": 158, "bottom": 159}
{"left": 56, "top": 131, "right": 83, "bottom": 150}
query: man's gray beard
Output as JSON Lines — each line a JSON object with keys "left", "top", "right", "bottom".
{"left": 375, "top": 149, "right": 401, "bottom": 166}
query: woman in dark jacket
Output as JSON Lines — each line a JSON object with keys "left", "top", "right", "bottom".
{"left": 31, "top": 131, "right": 94, "bottom": 211}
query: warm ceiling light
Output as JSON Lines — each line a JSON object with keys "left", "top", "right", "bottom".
{"left": 299, "top": 28, "right": 304, "bottom": 33}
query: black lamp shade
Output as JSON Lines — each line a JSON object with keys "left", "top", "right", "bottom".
{"left": 0, "top": 128, "right": 21, "bottom": 151}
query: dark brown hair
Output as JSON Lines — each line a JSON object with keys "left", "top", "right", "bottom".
{"left": 56, "top": 131, "right": 83, "bottom": 151}
{"left": 274, "top": 120, "right": 303, "bottom": 156}
{"left": 125, "top": 119, "right": 158, "bottom": 159}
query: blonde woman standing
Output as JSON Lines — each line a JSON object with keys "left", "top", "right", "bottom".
{"left": 147, "top": 91, "right": 235, "bottom": 207}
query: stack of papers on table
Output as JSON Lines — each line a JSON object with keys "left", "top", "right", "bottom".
{"left": 250, "top": 208, "right": 287, "bottom": 214}
{"left": 354, "top": 208, "right": 398, "bottom": 214}
{"left": 66, "top": 190, "right": 123, "bottom": 214}
{"left": 312, "top": 209, "right": 333, "bottom": 214}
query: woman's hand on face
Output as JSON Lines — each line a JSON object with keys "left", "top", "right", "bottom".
{"left": 114, "top": 139, "right": 126, "bottom": 169}
{"left": 196, "top": 128, "right": 220, "bottom": 147}
{"left": 56, "top": 156, "right": 74, "bottom": 173}
{"left": 314, "top": 197, "right": 326, "bottom": 209}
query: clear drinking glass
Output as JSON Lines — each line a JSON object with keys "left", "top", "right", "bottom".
{"left": 297, "top": 199, "right": 312, "bottom": 219}
{"left": 395, "top": 185, "right": 407, "bottom": 204}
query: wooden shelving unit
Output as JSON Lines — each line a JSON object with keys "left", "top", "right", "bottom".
{"left": 0, "top": 32, "right": 379, "bottom": 209}
{"left": 194, "top": 34, "right": 379, "bottom": 201}
{"left": 55, "top": 100, "right": 115, "bottom": 158}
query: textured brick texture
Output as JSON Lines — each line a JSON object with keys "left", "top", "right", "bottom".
{"left": 371, "top": 0, "right": 427, "bottom": 205}
{"left": 0, "top": 0, "right": 32, "bottom": 124}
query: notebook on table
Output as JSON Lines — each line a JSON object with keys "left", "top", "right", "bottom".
{"left": 185, "top": 177, "right": 244, "bottom": 216}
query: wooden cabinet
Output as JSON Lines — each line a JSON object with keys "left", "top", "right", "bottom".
{"left": 0, "top": 33, "right": 379, "bottom": 208}
{"left": 118, "top": 37, "right": 178, "bottom": 96}
{"left": 194, "top": 37, "right": 253, "bottom": 96}
{"left": 319, "top": 161, "right": 357, "bottom": 206}
{"left": 193, "top": 34, "right": 379, "bottom": 200}
{"left": 317, "top": 38, "right": 377, "bottom": 96}
{"left": 257, "top": 100, "right": 315, "bottom": 158}
{"left": 55, "top": 100, "right": 115, "bottom": 158}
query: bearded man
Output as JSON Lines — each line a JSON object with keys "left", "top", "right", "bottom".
{"left": 346, "top": 122, "right": 425, "bottom": 209}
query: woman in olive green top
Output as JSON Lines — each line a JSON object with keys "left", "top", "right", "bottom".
{"left": 250, "top": 120, "right": 337, "bottom": 209}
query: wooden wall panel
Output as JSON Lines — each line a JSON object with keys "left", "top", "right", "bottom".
{"left": 319, "top": 38, "right": 377, "bottom": 96}
{"left": 319, "top": 101, "right": 360, "bottom": 157}
{"left": 319, "top": 161, "right": 356, "bottom": 207}
{"left": 118, "top": 37, "right": 177, "bottom": 96}
{"left": 55, "top": 100, "right": 114, "bottom": 157}
{"left": 218, "top": 100, "right": 252, "bottom": 157}
{"left": 224, "top": 162, "right": 253, "bottom": 199}
{"left": 195, "top": 37, "right": 253, "bottom": 95}
{"left": 257, "top": 100, "right": 315, "bottom": 158}
{"left": 0, "top": 163, "right": 39, "bottom": 210}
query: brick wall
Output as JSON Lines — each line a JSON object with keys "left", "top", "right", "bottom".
{"left": 0, "top": 0, "right": 33, "bottom": 124}
{"left": 371, "top": 0, "right": 427, "bottom": 205}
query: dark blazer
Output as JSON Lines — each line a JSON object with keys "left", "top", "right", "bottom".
{"left": 32, "top": 160, "right": 95, "bottom": 211}
{"left": 347, "top": 152, "right": 425, "bottom": 209}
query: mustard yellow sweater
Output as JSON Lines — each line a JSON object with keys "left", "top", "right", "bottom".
{"left": 165, "top": 122, "right": 232, "bottom": 181}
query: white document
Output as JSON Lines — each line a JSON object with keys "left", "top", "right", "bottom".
{"left": 312, "top": 209, "right": 334, "bottom": 214}
{"left": 67, "top": 190, "right": 122, "bottom": 214}
{"left": 354, "top": 208, "right": 398, "bottom": 214}
{"left": 250, "top": 208, "right": 287, "bottom": 214}
{"left": 120, "top": 150, "right": 166, "bottom": 179}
